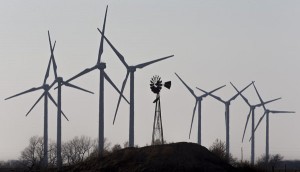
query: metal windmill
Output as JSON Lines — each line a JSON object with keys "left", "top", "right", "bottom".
{"left": 46, "top": 31, "right": 93, "bottom": 169}
{"left": 5, "top": 34, "right": 69, "bottom": 168}
{"left": 150, "top": 75, "right": 171, "bottom": 145}
{"left": 97, "top": 28, "right": 173, "bottom": 147}
{"left": 175, "top": 73, "right": 225, "bottom": 145}
{"left": 251, "top": 83, "right": 295, "bottom": 164}
{"left": 197, "top": 81, "right": 253, "bottom": 161}
{"left": 61, "top": 6, "right": 129, "bottom": 157}
{"left": 230, "top": 82, "right": 281, "bottom": 165}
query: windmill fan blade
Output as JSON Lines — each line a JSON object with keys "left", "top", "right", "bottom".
{"left": 25, "top": 92, "right": 45, "bottom": 117}
{"left": 196, "top": 87, "right": 225, "bottom": 103}
{"left": 64, "top": 65, "right": 98, "bottom": 84}
{"left": 189, "top": 100, "right": 198, "bottom": 139}
{"left": 253, "top": 82, "right": 266, "bottom": 110}
{"left": 230, "top": 82, "right": 251, "bottom": 106}
{"left": 43, "top": 42, "right": 56, "bottom": 85}
{"left": 229, "top": 81, "right": 253, "bottom": 102}
{"left": 97, "top": 28, "right": 129, "bottom": 68}
{"left": 48, "top": 31, "right": 57, "bottom": 79}
{"left": 103, "top": 72, "right": 130, "bottom": 104}
{"left": 256, "top": 97, "right": 281, "bottom": 107}
{"left": 242, "top": 109, "right": 252, "bottom": 142}
{"left": 201, "top": 85, "right": 226, "bottom": 98}
{"left": 5, "top": 86, "right": 43, "bottom": 100}
{"left": 269, "top": 110, "right": 295, "bottom": 114}
{"left": 175, "top": 73, "right": 196, "bottom": 98}
{"left": 63, "top": 82, "right": 94, "bottom": 94}
{"left": 113, "top": 71, "right": 129, "bottom": 125}
{"left": 134, "top": 55, "right": 173, "bottom": 69}
{"left": 97, "top": 5, "right": 108, "bottom": 63}
{"left": 48, "top": 93, "right": 69, "bottom": 121}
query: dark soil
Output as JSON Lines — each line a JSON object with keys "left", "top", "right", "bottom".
{"left": 67, "top": 142, "right": 238, "bottom": 172}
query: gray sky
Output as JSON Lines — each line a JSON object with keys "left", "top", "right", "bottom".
{"left": 1, "top": 0, "right": 299, "bottom": 161}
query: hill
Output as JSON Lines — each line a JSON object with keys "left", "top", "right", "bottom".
{"left": 67, "top": 142, "right": 237, "bottom": 172}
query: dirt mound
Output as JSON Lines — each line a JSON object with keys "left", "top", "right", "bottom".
{"left": 69, "top": 142, "right": 237, "bottom": 172}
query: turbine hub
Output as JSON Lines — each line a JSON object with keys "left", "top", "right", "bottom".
{"left": 43, "top": 84, "right": 50, "bottom": 90}
{"left": 97, "top": 63, "right": 106, "bottom": 69}
{"left": 128, "top": 66, "right": 136, "bottom": 72}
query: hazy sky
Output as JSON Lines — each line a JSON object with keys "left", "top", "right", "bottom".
{"left": 1, "top": 0, "right": 299, "bottom": 161}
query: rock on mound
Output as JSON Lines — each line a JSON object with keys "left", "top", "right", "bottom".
{"left": 70, "top": 142, "right": 236, "bottom": 172}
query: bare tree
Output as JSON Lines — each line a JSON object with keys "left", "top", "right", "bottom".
{"left": 48, "top": 141, "right": 57, "bottom": 167}
{"left": 62, "top": 135, "right": 95, "bottom": 165}
{"left": 111, "top": 144, "right": 122, "bottom": 153}
{"left": 209, "top": 139, "right": 237, "bottom": 165}
{"left": 19, "top": 136, "right": 44, "bottom": 170}
{"left": 19, "top": 136, "right": 57, "bottom": 170}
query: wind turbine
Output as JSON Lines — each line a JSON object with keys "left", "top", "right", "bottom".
{"left": 174, "top": 73, "right": 225, "bottom": 145}
{"left": 61, "top": 6, "right": 129, "bottom": 157}
{"left": 230, "top": 82, "right": 281, "bottom": 165}
{"left": 197, "top": 81, "right": 253, "bottom": 161}
{"left": 97, "top": 28, "right": 174, "bottom": 147}
{"left": 5, "top": 35, "right": 69, "bottom": 168}
{"left": 251, "top": 83, "right": 295, "bottom": 164}
{"left": 46, "top": 31, "right": 93, "bottom": 169}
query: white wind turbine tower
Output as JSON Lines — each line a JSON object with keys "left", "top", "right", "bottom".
{"left": 47, "top": 31, "right": 93, "bottom": 169}
{"left": 230, "top": 82, "right": 281, "bottom": 165}
{"left": 98, "top": 28, "right": 173, "bottom": 147}
{"left": 251, "top": 83, "right": 295, "bottom": 164}
{"left": 175, "top": 73, "right": 225, "bottom": 145}
{"left": 62, "top": 6, "right": 129, "bottom": 157}
{"left": 197, "top": 81, "right": 253, "bottom": 161}
{"left": 5, "top": 34, "right": 68, "bottom": 168}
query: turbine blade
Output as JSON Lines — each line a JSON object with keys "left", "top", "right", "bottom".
{"left": 97, "top": 5, "right": 108, "bottom": 63}
{"left": 103, "top": 72, "right": 130, "bottom": 104}
{"left": 255, "top": 112, "right": 266, "bottom": 132}
{"left": 230, "top": 82, "right": 251, "bottom": 106}
{"left": 269, "top": 110, "right": 295, "bottom": 114}
{"left": 25, "top": 92, "right": 45, "bottom": 117}
{"left": 63, "top": 82, "right": 94, "bottom": 94}
{"left": 229, "top": 81, "right": 253, "bottom": 102}
{"left": 113, "top": 71, "right": 129, "bottom": 125}
{"left": 64, "top": 65, "right": 97, "bottom": 84}
{"left": 250, "top": 112, "right": 267, "bottom": 142}
{"left": 253, "top": 82, "right": 266, "bottom": 110}
{"left": 97, "top": 28, "right": 129, "bottom": 68}
{"left": 242, "top": 109, "right": 252, "bottom": 142}
{"left": 255, "top": 97, "right": 281, "bottom": 107}
{"left": 48, "top": 80, "right": 57, "bottom": 90}
{"left": 196, "top": 87, "right": 225, "bottom": 103}
{"left": 43, "top": 41, "right": 56, "bottom": 85}
{"left": 200, "top": 85, "right": 226, "bottom": 98}
{"left": 48, "top": 93, "right": 69, "bottom": 121}
{"left": 175, "top": 73, "right": 196, "bottom": 98}
{"left": 5, "top": 86, "right": 43, "bottom": 100}
{"left": 134, "top": 55, "right": 174, "bottom": 69}
{"left": 189, "top": 100, "right": 198, "bottom": 139}
{"left": 48, "top": 31, "right": 57, "bottom": 79}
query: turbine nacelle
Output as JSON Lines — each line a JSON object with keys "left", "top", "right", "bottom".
{"left": 57, "top": 77, "right": 63, "bottom": 82}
